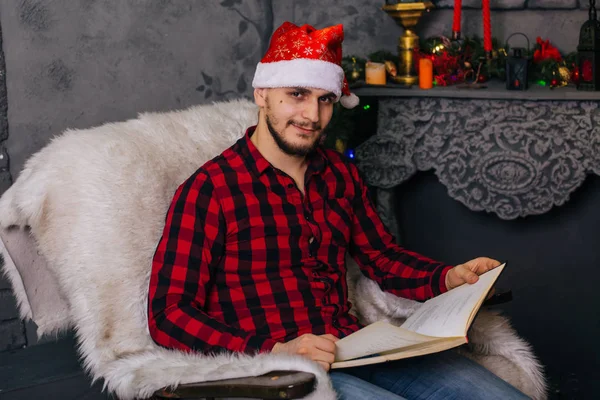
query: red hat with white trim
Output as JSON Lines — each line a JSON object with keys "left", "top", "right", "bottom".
{"left": 252, "top": 22, "right": 359, "bottom": 109}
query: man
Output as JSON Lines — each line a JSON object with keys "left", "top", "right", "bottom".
{"left": 148, "top": 22, "right": 527, "bottom": 399}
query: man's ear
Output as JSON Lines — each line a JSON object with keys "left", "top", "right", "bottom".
{"left": 254, "top": 88, "right": 267, "bottom": 107}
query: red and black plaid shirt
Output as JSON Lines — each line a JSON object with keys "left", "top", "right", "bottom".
{"left": 148, "top": 127, "right": 451, "bottom": 354}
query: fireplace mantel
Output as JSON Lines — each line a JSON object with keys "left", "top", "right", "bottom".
{"left": 354, "top": 84, "right": 600, "bottom": 225}
{"left": 351, "top": 81, "right": 600, "bottom": 101}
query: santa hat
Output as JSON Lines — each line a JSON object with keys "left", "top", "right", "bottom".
{"left": 252, "top": 22, "right": 359, "bottom": 109}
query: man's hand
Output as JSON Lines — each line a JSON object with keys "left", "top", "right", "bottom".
{"left": 271, "top": 334, "right": 339, "bottom": 371}
{"left": 445, "top": 257, "right": 501, "bottom": 291}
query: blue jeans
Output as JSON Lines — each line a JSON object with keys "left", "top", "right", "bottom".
{"left": 329, "top": 351, "right": 530, "bottom": 400}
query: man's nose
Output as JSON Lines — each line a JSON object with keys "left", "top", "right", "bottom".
{"left": 302, "top": 99, "right": 320, "bottom": 124}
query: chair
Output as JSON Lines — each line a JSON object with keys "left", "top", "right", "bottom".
{"left": 0, "top": 99, "right": 547, "bottom": 400}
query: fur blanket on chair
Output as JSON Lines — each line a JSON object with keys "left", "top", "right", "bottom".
{"left": 0, "top": 99, "right": 546, "bottom": 400}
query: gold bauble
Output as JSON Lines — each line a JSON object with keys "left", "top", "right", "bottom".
{"left": 558, "top": 66, "right": 571, "bottom": 83}
{"left": 351, "top": 69, "right": 361, "bottom": 80}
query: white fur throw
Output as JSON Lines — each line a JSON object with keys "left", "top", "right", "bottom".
{"left": 0, "top": 99, "right": 546, "bottom": 400}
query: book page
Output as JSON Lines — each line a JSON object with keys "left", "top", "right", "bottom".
{"left": 334, "top": 320, "right": 440, "bottom": 362}
{"left": 401, "top": 264, "right": 505, "bottom": 338}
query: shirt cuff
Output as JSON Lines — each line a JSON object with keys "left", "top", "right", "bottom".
{"left": 431, "top": 264, "right": 453, "bottom": 297}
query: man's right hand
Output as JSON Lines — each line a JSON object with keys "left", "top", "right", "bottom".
{"left": 271, "top": 334, "right": 338, "bottom": 371}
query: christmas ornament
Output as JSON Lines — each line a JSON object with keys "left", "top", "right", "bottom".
{"left": 558, "top": 66, "right": 571, "bottom": 83}
{"left": 335, "top": 139, "right": 346, "bottom": 153}
{"left": 350, "top": 57, "right": 361, "bottom": 81}
{"left": 384, "top": 60, "right": 398, "bottom": 77}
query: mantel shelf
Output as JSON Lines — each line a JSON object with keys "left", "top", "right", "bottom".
{"left": 352, "top": 80, "right": 600, "bottom": 101}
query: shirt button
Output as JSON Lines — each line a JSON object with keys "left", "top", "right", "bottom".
{"left": 309, "top": 236, "right": 314, "bottom": 243}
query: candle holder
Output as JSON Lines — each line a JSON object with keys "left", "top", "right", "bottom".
{"left": 383, "top": 1, "right": 435, "bottom": 86}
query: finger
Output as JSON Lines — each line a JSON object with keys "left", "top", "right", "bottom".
{"left": 319, "top": 334, "right": 340, "bottom": 342}
{"left": 314, "top": 336, "right": 337, "bottom": 353}
{"left": 473, "top": 257, "right": 501, "bottom": 274}
{"left": 446, "top": 268, "right": 462, "bottom": 290}
{"left": 474, "top": 259, "right": 491, "bottom": 273}
{"left": 310, "top": 347, "right": 336, "bottom": 364}
{"left": 317, "top": 361, "right": 331, "bottom": 371}
{"left": 457, "top": 265, "right": 479, "bottom": 284}
{"left": 465, "top": 259, "right": 488, "bottom": 274}
{"left": 297, "top": 346, "right": 334, "bottom": 365}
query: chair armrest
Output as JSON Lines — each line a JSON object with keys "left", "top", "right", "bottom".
{"left": 153, "top": 370, "right": 316, "bottom": 399}
{"left": 483, "top": 289, "right": 512, "bottom": 306}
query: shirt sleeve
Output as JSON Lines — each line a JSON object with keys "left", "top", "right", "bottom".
{"left": 347, "top": 163, "right": 453, "bottom": 301}
{"left": 147, "top": 170, "right": 277, "bottom": 354}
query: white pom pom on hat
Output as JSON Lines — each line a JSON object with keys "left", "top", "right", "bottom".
{"left": 340, "top": 92, "right": 360, "bottom": 109}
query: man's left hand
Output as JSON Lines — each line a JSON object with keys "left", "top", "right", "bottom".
{"left": 445, "top": 257, "right": 501, "bottom": 291}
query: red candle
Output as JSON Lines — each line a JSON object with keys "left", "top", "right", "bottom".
{"left": 452, "top": 0, "right": 462, "bottom": 35}
{"left": 482, "top": 0, "right": 492, "bottom": 53}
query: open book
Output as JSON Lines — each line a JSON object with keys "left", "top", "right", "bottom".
{"left": 332, "top": 263, "right": 506, "bottom": 369}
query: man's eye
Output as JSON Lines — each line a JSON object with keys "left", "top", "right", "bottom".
{"left": 320, "top": 96, "right": 333, "bottom": 103}
{"left": 291, "top": 92, "right": 301, "bottom": 97}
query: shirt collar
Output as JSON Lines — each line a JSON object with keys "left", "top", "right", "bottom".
{"left": 242, "top": 126, "right": 271, "bottom": 176}
{"left": 241, "top": 126, "right": 327, "bottom": 177}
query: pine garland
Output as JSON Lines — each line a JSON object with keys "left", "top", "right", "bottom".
{"left": 343, "top": 35, "right": 579, "bottom": 88}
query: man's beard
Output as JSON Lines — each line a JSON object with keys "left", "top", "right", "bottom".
{"left": 266, "top": 113, "right": 322, "bottom": 157}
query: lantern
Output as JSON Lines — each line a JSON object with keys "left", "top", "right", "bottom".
{"left": 505, "top": 33, "right": 530, "bottom": 91}
{"left": 577, "top": 0, "right": 600, "bottom": 91}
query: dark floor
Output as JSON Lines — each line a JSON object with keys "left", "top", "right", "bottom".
{"left": 0, "top": 335, "right": 596, "bottom": 400}
{"left": 0, "top": 336, "right": 110, "bottom": 400}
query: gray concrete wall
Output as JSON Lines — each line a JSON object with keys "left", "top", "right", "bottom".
{"left": 0, "top": 0, "right": 590, "bottom": 183}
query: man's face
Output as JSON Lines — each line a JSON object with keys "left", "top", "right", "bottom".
{"left": 255, "top": 87, "right": 336, "bottom": 157}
